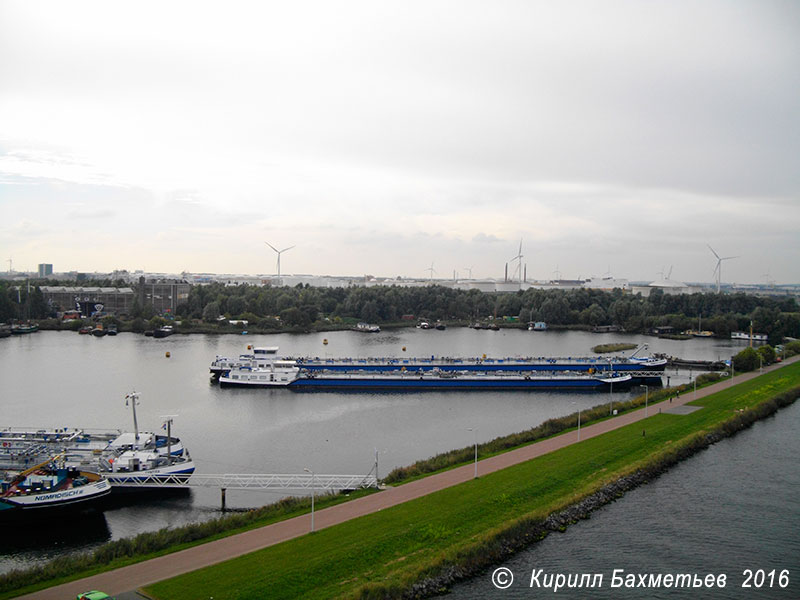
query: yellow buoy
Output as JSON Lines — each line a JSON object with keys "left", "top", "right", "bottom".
{"left": 402, "top": 346, "right": 406, "bottom": 352}
{"left": 247, "top": 344, "right": 252, "bottom": 350}
{"left": 482, "top": 353, "right": 486, "bottom": 359}
{"left": 165, "top": 351, "right": 171, "bottom": 358}
{"left": 323, "top": 338, "right": 328, "bottom": 345}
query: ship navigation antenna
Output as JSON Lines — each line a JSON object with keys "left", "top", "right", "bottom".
{"left": 265, "top": 242, "right": 295, "bottom": 286}
{"left": 707, "top": 244, "right": 739, "bottom": 293}
{"left": 160, "top": 414, "right": 179, "bottom": 464}
{"left": 125, "top": 391, "right": 141, "bottom": 444}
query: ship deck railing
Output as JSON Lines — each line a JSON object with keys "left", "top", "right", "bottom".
{"left": 292, "top": 355, "right": 640, "bottom": 365}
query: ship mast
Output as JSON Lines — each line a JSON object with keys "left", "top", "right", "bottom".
{"left": 126, "top": 391, "right": 140, "bottom": 443}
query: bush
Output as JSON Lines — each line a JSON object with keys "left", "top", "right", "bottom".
{"left": 783, "top": 340, "right": 800, "bottom": 358}
{"left": 696, "top": 372, "right": 723, "bottom": 385}
{"left": 733, "top": 347, "right": 759, "bottom": 372}
{"left": 757, "top": 345, "right": 776, "bottom": 366}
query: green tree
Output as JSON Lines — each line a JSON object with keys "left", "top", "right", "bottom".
{"left": 280, "top": 307, "right": 311, "bottom": 327}
{"left": 360, "top": 300, "right": 379, "bottom": 323}
{"left": 756, "top": 345, "right": 776, "bottom": 366}
{"left": 733, "top": 347, "right": 759, "bottom": 372}
{"left": 202, "top": 301, "right": 221, "bottom": 322}
{"left": 228, "top": 296, "right": 245, "bottom": 316}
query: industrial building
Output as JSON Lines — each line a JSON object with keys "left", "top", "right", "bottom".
{"left": 41, "top": 286, "right": 135, "bottom": 316}
{"left": 137, "top": 277, "right": 191, "bottom": 315}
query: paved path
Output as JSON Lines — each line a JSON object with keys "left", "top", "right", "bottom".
{"left": 19, "top": 357, "right": 798, "bottom": 599}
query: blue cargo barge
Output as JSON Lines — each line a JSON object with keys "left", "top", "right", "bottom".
{"left": 218, "top": 365, "right": 637, "bottom": 391}
{"left": 210, "top": 345, "right": 666, "bottom": 380}
{"left": 288, "top": 371, "right": 634, "bottom": 391}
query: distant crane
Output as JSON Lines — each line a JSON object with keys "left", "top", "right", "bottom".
{"left": 464, "top": 266, "right": 474, "bottom": 279}
{"left": 708, "top": 244, "right": 738, "bottom": 293}
{"left": 265, "top": 242, "right": 295, "bottom": 284}
{"left": 509, "top": 240, "right": 524, "bottom": 283}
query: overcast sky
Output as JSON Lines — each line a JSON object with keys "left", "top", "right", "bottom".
{"left": 1, "top": 0, "right": 798, "bottom": 284}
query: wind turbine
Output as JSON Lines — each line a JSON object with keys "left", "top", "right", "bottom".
{"left": 265, "top": 242, "right": 295, "bottom": 284}
{"left": 509, "top": 240, "right": 523, "bottom": 283}
{"left": 707, "top": 244, "right": 738, "bottom": 293}
{"left": 425, "top": 262, "right": 436, "bottom": 281}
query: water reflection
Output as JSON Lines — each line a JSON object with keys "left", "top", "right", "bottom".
{"left": 2, "top": 511, "right": 111, "bottom": 567}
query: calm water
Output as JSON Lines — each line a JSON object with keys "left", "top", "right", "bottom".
{"left": 0, "top": 328, "right": 752, "bottom": 573}
{"left": 450, "top": 401, "right": 800, "bottom": 599}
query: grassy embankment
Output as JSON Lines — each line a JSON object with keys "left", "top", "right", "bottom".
{"left": 383, "top": 376, "right": 717, "bottom": 485}
{"left": 142, "top": 362, "right": 800, "bottom": 600}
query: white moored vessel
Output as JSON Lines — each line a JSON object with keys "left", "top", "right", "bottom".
{"left": 219, "top": 360, "right": 300, "bottom": 387}
{"left": 210, "top": 346, "right": 284, "bottom": 379}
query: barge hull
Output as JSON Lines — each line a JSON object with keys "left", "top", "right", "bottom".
{"left": 288, "top": 377, "right": 634, "bottom": 392}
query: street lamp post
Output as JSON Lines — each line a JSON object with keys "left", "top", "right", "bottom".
{"left": 643, "top": 385, "right": 649, "bottom": 418}
{"left": 572, "top": 402, "right": 582, "bottom": 441}
{"left": 303, "top": 467, "right": 315, "bottom": 532}
{"left": 467, "top": 427, "right": 478, "bottom": 479}
{"left": 609, "top": 378, "right": 614, "bottom": 415}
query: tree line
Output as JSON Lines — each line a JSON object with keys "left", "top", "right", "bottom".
{"left": 177, "top": 282, "right": 799, "bottom": 342}
{"left": 2, "top": 280, "right": 798, "bottom": 343}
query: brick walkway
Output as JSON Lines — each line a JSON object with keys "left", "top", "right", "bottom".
{"left": 19, "top": 357, "right": 798, "bottom": 599}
